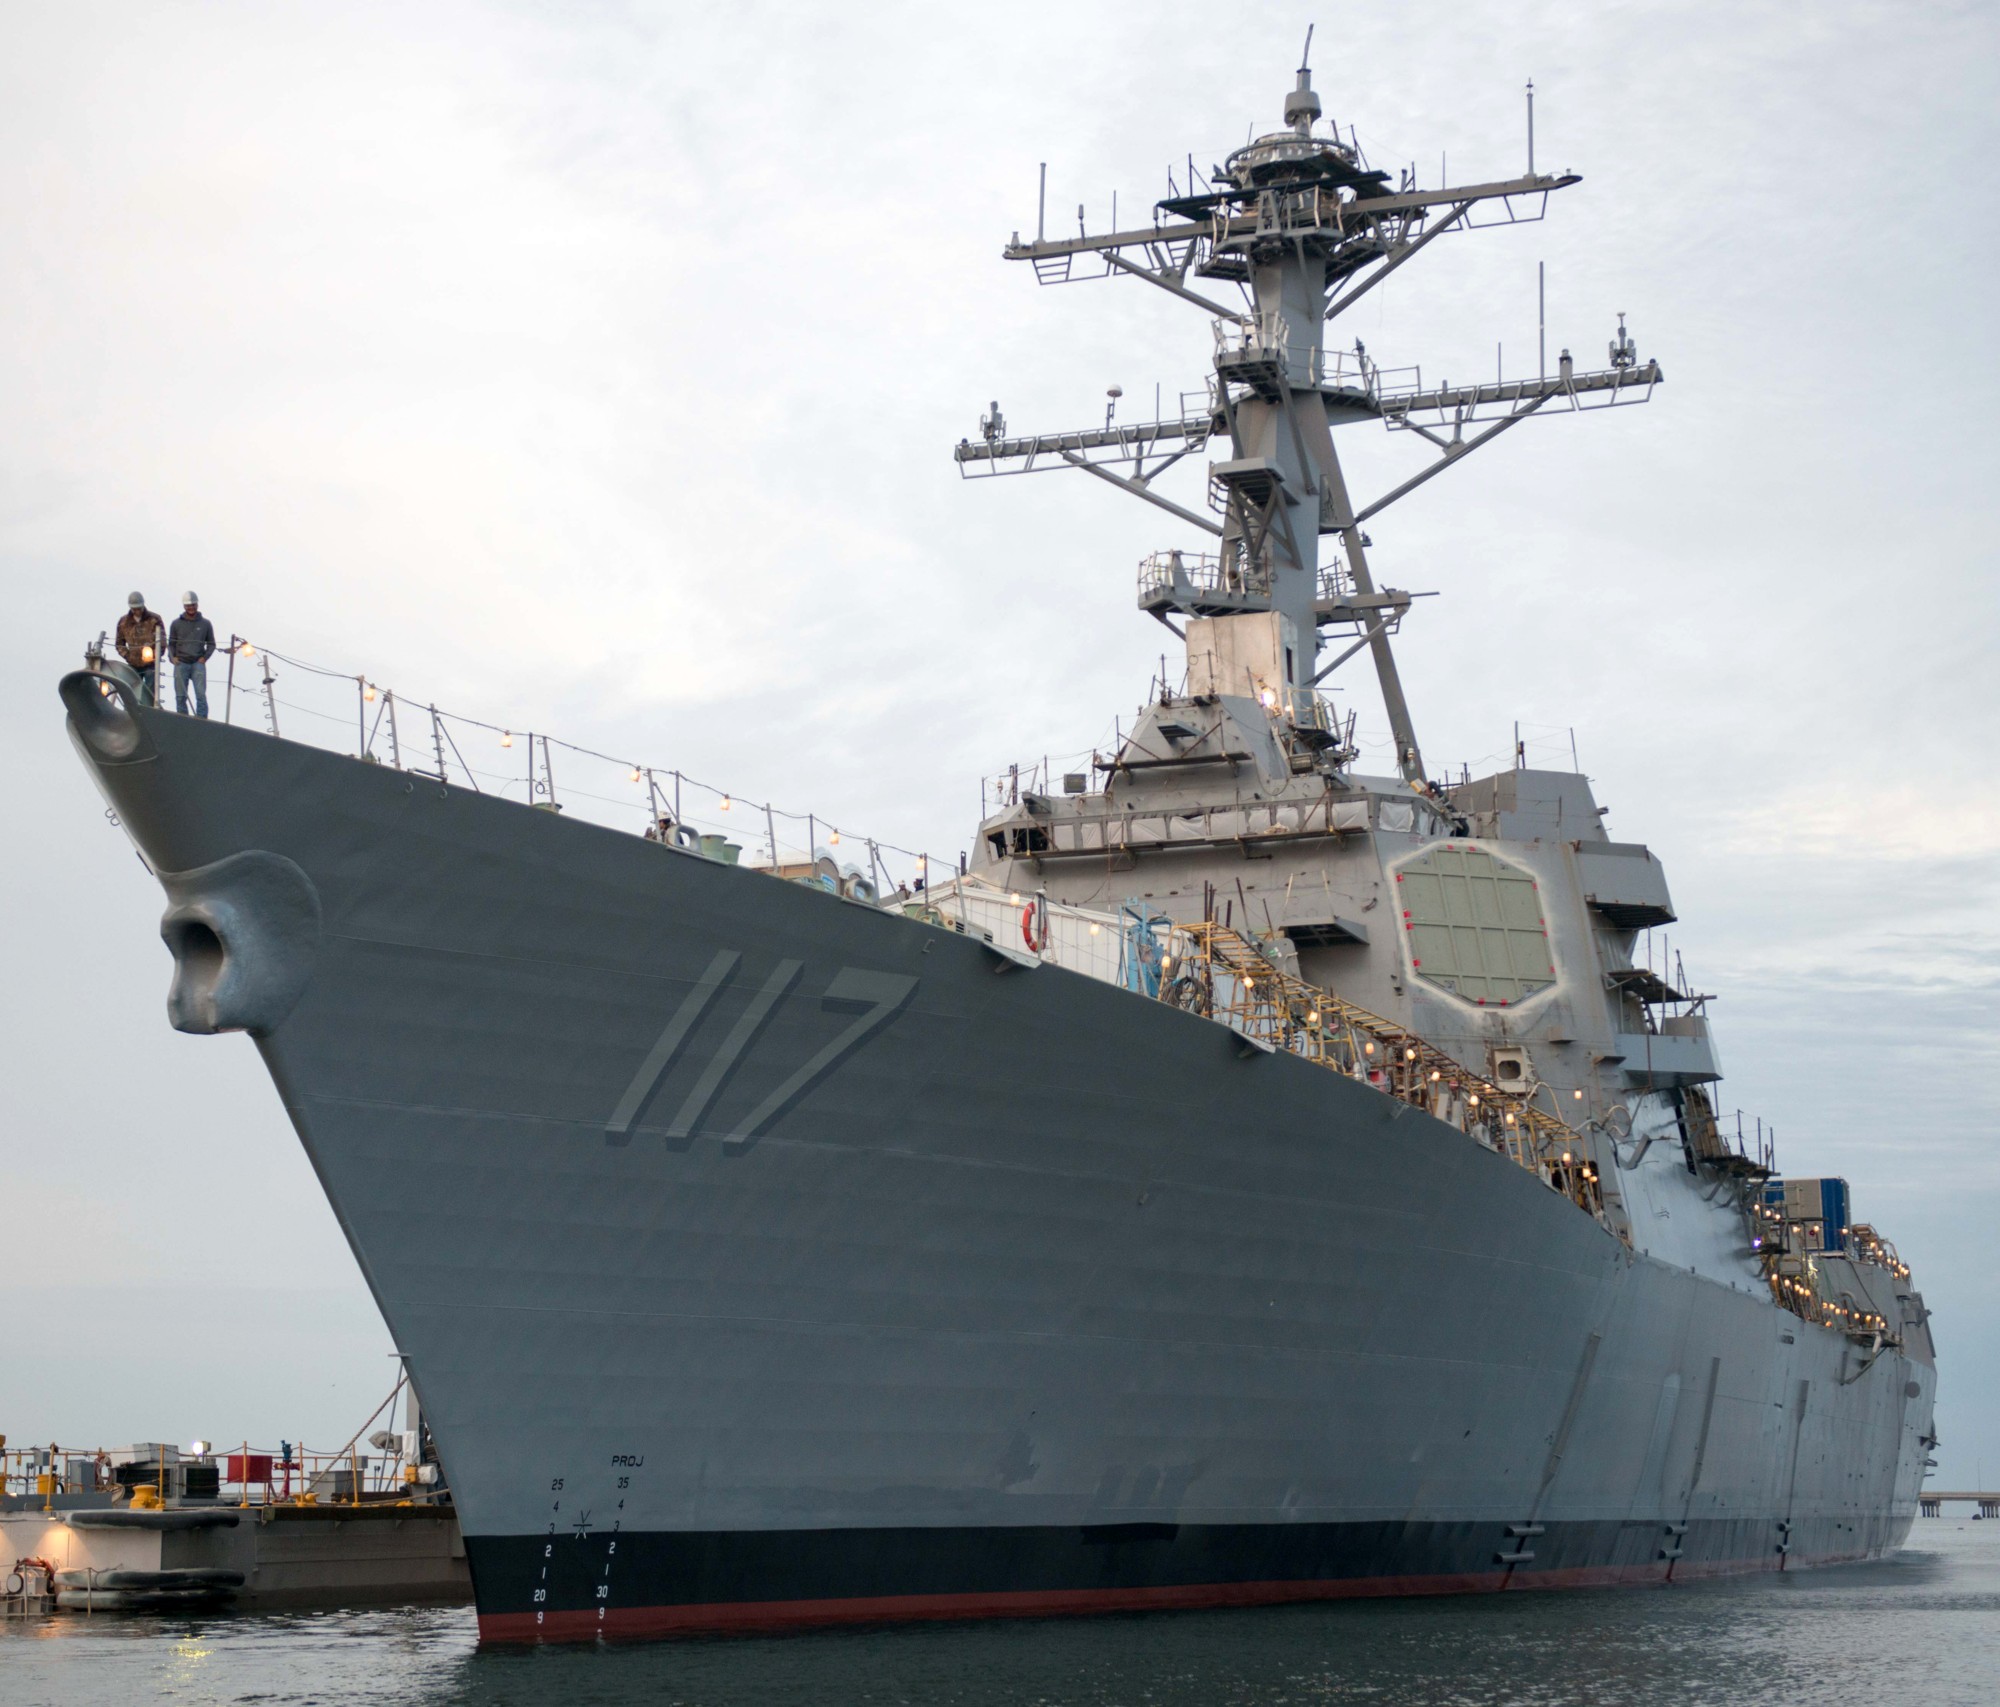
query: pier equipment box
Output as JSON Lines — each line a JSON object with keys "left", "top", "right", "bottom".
{"left": 1762, "top": 1177, "right": 1851, "bottom": 1253}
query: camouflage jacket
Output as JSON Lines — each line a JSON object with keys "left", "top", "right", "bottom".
{"left": 115, "top": 607, "right": 164, "bottom": 670}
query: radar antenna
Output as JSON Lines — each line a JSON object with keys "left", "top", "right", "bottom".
{"left": 956, "top": 62, "right": 1662, "bottom": 784}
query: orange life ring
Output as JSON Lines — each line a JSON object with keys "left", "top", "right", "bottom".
{"left": 1021, "top": 900, "right": 1048, "bottom": 953}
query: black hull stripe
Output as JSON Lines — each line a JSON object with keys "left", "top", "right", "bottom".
{"left": 469, "top": 1513, "right": 1908, "bottom": 1638}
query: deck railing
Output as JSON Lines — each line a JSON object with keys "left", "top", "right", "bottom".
{"left": 81, "top": 635, "right": 958, "bottom": 903}
{"left": 1, "top": 1377, "right": 444, "bottom": 1509}
{"left": 1, "top": 1437, "right": 430, "bottom": 1508}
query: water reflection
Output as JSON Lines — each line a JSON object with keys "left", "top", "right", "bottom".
{"left": 7, "top": 1529, "right": 1999, "bottom": 1707}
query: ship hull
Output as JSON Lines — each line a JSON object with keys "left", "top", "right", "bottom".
{"left": 466, "top": 1509, "right": 1908, "bottom": 1640}
{"left": 66, "top": 685, "right": 1935, "bottom": 1641}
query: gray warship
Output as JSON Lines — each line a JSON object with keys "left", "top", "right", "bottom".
{"left": 61, "top": 56, "right": 1935, "bottom": 1641}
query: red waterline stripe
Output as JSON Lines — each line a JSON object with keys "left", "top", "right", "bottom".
{"left": 476, "top": 1554, "right": 1809, "bottom": 1644}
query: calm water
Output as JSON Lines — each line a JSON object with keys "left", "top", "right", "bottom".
{"left": 8, "top": 1523, "right": 2000, "bottom": 1707}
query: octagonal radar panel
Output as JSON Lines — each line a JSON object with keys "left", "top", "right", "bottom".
{"left": 1396, "top": 843, "right": 1555, "bottom": 1007}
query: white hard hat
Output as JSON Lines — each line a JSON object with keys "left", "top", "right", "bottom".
{"left": 182, "top": 590, "right": 199, "bottom": 606}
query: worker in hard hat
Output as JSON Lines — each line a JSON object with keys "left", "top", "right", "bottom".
{"left": 114, "top": 592, "right": 166, "bottom": 705}
{"left": 167, "top": 591, "right": 218, "bottom": 718}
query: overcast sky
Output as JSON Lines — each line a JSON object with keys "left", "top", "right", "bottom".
{"left": 4, "top": 2, "right": 1996, "bottom": 1492}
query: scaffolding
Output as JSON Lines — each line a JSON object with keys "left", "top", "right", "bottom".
{"left": 1161, "top": 921, "right": 1610, "bottom": 1232}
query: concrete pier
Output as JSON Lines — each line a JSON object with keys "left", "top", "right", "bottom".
{"left": 1917, "top": 1492, "right": 2000, "bottom": 1519}
{"left": 1, "top": 1501, "right": 470, "bottom": 1610}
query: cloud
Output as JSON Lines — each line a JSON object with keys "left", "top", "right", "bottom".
{"left": 1713, "top": 783, "right": 2000, "bottom": 867}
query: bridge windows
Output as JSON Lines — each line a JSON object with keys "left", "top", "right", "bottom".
{"left": 989, "top": 825, "right": 1051, "bottom": 858}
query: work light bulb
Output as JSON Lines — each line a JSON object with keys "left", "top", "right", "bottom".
{"left": 501, "top": 731, "right": 513, "bottom": 749}
{"left": 720, "top": 795, "right": 731, "bottom": 811}
{"left": 829, "top": 831, "right": 840, "bottom": 846}
{"left": 629, "top": 767, "right": 642, "bottom": 783}
{"left": 239, "top": 643, "right": 256, "bottom": 660}
{"left": 363, "top": 684, "right": 378, "bottom": 703}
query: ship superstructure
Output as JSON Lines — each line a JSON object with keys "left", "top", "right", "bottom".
{"left": 59, "top": 54, "right": 1934, "bottom": 1643}
{"left": 950, "top": 56, "right": 1697, "bottom": 1259}
{"left": 945, "top": 47, "right": 1917, "bottom": 1374}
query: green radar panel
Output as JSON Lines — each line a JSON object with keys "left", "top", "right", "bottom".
{"left": 1398, "top": 843, "right": 1555, "bottom": 1006}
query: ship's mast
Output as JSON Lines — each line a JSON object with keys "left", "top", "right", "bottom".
{"left": 957, "top": 54, "right": 1662, "bottom": 784}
